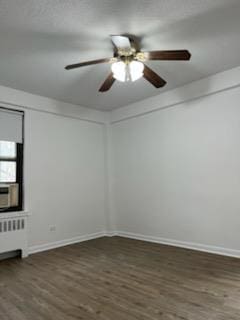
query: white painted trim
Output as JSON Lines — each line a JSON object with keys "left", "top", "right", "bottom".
{"left": 28, "top": 230, "right": 240, "bottom": 258}
{"left": 117, "top": 231, "right": 240, "bottom": 258}
{"left": 28, "top": 231, "right": 118, "bottom": 256}
{"left": 0, "top": 211, "right": 30, "bottom": 220}
{"left": 105, "top": 231, "right": 119, "bottom": 237}
{"left": 28, "top": 231, "right": 106, "bottom": 255}
{"left": 0, "top": 85, "right": 108, "bottom": 124}
{"left": 110, "top": 66, "right": 240, "bottom": 123}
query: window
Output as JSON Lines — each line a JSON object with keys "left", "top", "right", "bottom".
{"left": 0, "top": 141, "right": 17, "bottom": 182}
{"left": 0, "top": 108, "right": 23, "bottom": 212}
{"left": 0, "top": 141, "right": 23, "bottom": 212}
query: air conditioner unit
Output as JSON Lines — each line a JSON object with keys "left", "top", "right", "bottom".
{"left": 0, "top": 185, "right": 10, "bottom": 209}
{"left": 9, "top": 184, "right": 19, "bottom": 207}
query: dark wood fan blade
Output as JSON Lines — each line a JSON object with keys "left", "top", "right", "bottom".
{"left": 99, "top": 73, "right": 116, "bottom": 92}
{"left": 144, "top": 50, "right": 191, "bottom": 61}
{"left": 65, "top": 58, "right": 111, "bottom": 70}
{"left": 143, "top": 65, "right": 166, "bottom": 88}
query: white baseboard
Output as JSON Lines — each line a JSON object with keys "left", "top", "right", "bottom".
{"left": 104, "top": 231, "right": 119, "bottom": 237}
{"left": 28, "top": 230, "right": 240, "bottom": 259}
{"left": 117, "top": 231, "right": 240, "bottom": 258}
{"left": 28, "top": 231, "right": 106, "bottom": 255}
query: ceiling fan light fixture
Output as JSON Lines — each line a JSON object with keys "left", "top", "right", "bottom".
{"left": 111, "top": 60, "right": 144, "bottom": 82}
{"left": 129, "top": 61, "right": 144, "bottom": 82}
{"left": 65, "top": 35, "right": 191, "bottom": 92}
{"left": 111, "top": 61, "right": 126, "bottom": 82}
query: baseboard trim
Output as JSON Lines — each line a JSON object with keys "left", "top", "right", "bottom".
{"left": 28, "top": 230, "right": 240, "bottom": 259}
{"left": 117, "top": 231, "right": 240, "bottom": 258}
{"left": 104, "top": 231, "right": 119, "bottom": 237}
{"left": 28, "top": 231, "right": 106, "bottom": 255}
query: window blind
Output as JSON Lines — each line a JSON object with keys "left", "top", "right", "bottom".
{"left": 0, "top": 108, "right": 23, "bottom": 143}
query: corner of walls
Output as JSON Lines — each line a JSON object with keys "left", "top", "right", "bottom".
{"left": 103, "top": 113, "right": 117, "bottom": 235}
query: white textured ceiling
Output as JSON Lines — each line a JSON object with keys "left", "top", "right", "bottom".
{"left": 0, "top": 0, "right": 240, "bottom": 110}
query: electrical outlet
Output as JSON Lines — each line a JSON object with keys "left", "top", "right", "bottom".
{"left": 49, "top": 225, "right": 56, "bottom": 232}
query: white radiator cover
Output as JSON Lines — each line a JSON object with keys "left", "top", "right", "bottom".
{"left": 0, "top": 212, "right": 28, "bottom": 258}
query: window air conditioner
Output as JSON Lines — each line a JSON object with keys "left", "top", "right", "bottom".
{"left": 0, "top": 185, "right": 10, "bottom": 209}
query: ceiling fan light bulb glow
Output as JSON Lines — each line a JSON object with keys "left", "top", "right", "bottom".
{"left": 111, "top": 60, "right": 144, "bottom": 82}
{"left": 111, "top": 61, "right": 126, "bottom": 82}
{"left": 129, "top": 61, "right": 144, "bottom": 81}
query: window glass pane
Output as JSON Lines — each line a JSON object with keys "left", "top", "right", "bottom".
{"left": 0, "top": 161, "right": 16, "bottom": 182}
{"left": 0, "top": 141, "right": 16, "bottom": 159}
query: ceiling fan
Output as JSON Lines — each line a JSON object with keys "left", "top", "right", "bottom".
{"left": 65, "top": 35, "right": 191, "bottom": 92}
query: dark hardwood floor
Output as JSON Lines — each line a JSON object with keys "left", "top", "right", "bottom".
{"left": 0, "top": 236, "right": 240, "bottom": 320}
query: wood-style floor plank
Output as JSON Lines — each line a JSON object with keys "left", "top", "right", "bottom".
{"left": 0, "top": 236, "right": 239, "bottom": 320}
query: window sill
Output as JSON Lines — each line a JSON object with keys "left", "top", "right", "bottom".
{"left": 0, "top": 210, "right": 29, "bottom": 220}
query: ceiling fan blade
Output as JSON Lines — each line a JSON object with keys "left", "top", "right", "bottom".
{"left": 143, "top": 65, "right": 166, "bottom": 88}
{"left": 111, "top": 35, "right": 131, "bottom": 50}
{"left": 65, "top": 58, "right": 112, "bottom": 70}
{"left": 99, "top": 73, "right": 116, "bottom": 92}
{"left": 143, "top": 50, "right": 191, "bottom": 61}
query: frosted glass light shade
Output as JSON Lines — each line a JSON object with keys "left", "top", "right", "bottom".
{"left": 129, "top": 61, "right": 144, "bottom": 81}
{"left": 111, "top": 61, "right": 144, "bottom": 82}
{"left": 111, "top": 61, "right": 126, "bottom": 82}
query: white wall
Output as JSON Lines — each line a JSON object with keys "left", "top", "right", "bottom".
{"left": 111, "top": 83, "right": 240, "bottom": 256}
{"left": 0, "top": 85, "right": 108, "bottom": 252}
{"left": 25, "top": 110, "right": 106, "bottom": 248}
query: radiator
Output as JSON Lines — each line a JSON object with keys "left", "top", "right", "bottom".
{"left": 0, "top": 213, "right": 28, "bottom": 258}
